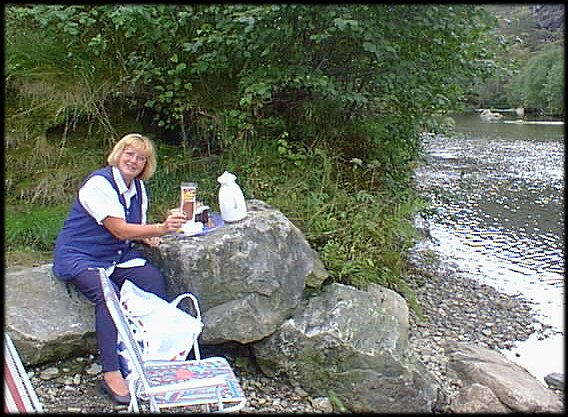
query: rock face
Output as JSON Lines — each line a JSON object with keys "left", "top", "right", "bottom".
{"left": 445, "top": 341, "right": 564, "bottom": 413}
{"left": 252, "top": 283, "right": 443, "bottom": 413}
{"left": 139, "top": 199, "right": 329, "bottom": 344}
{"left": 529, "top": 4, "right": 565, "bottom": 31}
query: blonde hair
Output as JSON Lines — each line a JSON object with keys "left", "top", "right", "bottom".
{"left": 107, "top": 133, "right": 157, "bottom": 180}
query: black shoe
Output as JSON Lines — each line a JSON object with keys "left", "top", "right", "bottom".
{"left": 101, "top": 378, "right": 131, "bottom": 406}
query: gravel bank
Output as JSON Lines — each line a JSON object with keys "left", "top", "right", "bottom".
{"left": 26, "top": 248, "right": 560, "bottom": 413}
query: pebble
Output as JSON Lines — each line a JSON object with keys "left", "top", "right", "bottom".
{"left": 544, "top": 373, "right": 565, "bottom": 391}
{"left": 39, "top": 367, "right": 59, "bottom": 380}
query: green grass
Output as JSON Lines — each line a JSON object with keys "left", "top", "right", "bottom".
{"left": 5, "top": 204, "right": 69, "bottom": 252}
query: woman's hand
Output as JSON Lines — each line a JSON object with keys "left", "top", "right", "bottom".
{"left": 103, "top": 208, "right": 187, "bottom": 240}
{"left": 160, "top": 208, "right": 187, "bottom": 234}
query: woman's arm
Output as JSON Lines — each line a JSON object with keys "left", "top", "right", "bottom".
{"left": 103, "top": 211, "right": 186, "bottom": 240}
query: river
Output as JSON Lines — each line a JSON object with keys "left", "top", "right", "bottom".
{"left": 415, "top": 111, "right": 564, "bottom": 384}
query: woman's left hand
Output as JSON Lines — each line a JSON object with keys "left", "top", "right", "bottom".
{"left": 142, "top": 237, "right": 162, "bottom": 247}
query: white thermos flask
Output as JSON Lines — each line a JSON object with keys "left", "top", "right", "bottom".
{"left": 217, "top": 171, "right": 247, "bottom": 222}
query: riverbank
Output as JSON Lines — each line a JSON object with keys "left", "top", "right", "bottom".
{"left": 405, "top": 242, "right": 562, "bottom": 398}
{"left": 417, "top": 116, "right": 564, "bottom": 386}
{"left": 24, "top": 249, "right": 563, "bottom": 413}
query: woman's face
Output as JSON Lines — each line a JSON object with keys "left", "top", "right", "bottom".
{"left": 118, "top": 145, "right": 147, "bottom": 185}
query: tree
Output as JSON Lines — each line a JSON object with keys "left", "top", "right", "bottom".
{"left": 508, "top": 45, "right": 564, "bottom": 115}
{"left": 6, "top": 4, "right": 498, "bottom": 155}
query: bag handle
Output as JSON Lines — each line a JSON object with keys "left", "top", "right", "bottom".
{"left": 170, "top": 293, "right": 201, "bottom": 321}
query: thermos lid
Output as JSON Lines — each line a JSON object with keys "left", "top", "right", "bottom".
{"left": 217, "top": 171, "right": 236, "bottom": 184}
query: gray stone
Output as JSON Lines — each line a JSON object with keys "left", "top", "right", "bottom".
{"left": 445, "top": 341, "right": 564, "bottom": 413}
{"left": 252, "top": 282, "right": 443, "bottom": 413}
{"left": 5, "top": 264, "right": 97, "bottom": 365}
{"left": 310, "top": 396, "right": 333, "bottom": 413}
{"left": 449, "top": 383, "right": 510, "bottom": 413}
{"left": 544, "top": 372, "right": 565, "bottom": 391}
{"left": 140, "top": 199, "right": 329, "bottom": 344}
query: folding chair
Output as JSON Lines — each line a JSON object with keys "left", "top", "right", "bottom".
{"left": 4, "top": 332, "right": 44, "bottom": 413}
{"left": 98, "top": 268, "right": 246, "bottom": 413}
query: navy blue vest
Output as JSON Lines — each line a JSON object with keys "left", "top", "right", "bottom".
{"left": 53, "top": 166, "right": 145, "bottom": 280}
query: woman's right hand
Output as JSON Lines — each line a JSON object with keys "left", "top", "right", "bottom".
{"left": 161, "top": 208, "right": 187, "bottom": 233}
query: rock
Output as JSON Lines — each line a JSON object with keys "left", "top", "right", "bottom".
{"left": 445, "top": 341, "right": 564, "bottom": 413}
{"left": 252, "top": 282, "right": 443, "bottom": 413}
{"left": 310, "top": 396, "right": 333, "bottom": 413}
{"left": 85, "top": 363, "right": 102, "bottom": 375}
{"left": 39, "top": 367, "right": 60, "bottom": 380}
{"left": 140, "top": 199, "right": 329, "bottom": 344}
{"left": 544, "top": 372, "right": 565, "bottom": 391}
{"left": 450, "top": 383, "right": 510, "bottom": 413}
{"left": 5, "top": 264, "right": 97, "bottom": 365}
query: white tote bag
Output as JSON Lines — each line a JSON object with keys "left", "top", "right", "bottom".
{"left": 117, "top": 280, "right": 203, "bottom": 379}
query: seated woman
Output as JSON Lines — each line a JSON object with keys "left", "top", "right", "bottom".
{"left": 52, "top": 133, "right": 187, "bottom": 405}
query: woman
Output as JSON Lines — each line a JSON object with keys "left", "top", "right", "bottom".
{"left": 53, "top": 133, "right": 187, "bottom": 405}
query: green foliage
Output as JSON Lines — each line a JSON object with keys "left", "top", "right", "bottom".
{"left": 4, "top": 5, "right": 128, "bottom": 140}
{"left": 468, "top": 5, "right": 564, "bottom": 116}
{"left": 5, "top": 4, "right": 500, "bottom": 311}
{"left": 4, "top": 129, "right": 106, "bottom": 206}
{"left": 6, "top": 4, "right": 498, "bottom": 142}
{"left": 507, "top": 45, "right": 564, "bottom": 115}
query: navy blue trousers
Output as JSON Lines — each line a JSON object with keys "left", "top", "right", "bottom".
{"left": 70, "top": 264, "right": 167, "bottom": 373}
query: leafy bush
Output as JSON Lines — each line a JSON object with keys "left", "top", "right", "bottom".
{"left": 5, "top": 4, "right": 499, "bottom": 309}
{"left": 508, "top": 45, "right": 564, "bottom": 115}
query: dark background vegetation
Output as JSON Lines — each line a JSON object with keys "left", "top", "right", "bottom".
{"left": 4, "top": 4, "right": 564, "bottom": 309}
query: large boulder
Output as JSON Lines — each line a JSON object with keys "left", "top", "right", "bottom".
{"left": 4, "top": 264, "right": 97, "bottom": 365}
{"left": 5, "top": 199, "right": 329, "bottom": 364}
{"left": 140, "top": 199, "right": 329, "bottom": 344}
{"left": 252, "top": 282, "right": 444, "bottom": 413}
{"left": 445, "top": 341, "right": 564, "bottom": 413}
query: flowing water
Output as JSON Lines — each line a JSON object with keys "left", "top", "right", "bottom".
{"left": 415, "top": 111, "right": 564, "bottom": 383}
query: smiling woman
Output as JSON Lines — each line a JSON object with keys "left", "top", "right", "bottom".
{"left": 50, "top": 132, "right": 189, "bottom": 404}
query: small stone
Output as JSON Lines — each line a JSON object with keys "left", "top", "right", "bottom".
{"left": 40, "top": 367, "right": 60, "bottom": 380}
{"left": 294, "top": 386, "right": 309, "bottom": 397}
{"left": 73, "top": 374, "right": 81, "bottom": 385}
{"left": 311, "top": 396, "right": 333, "bottom": 412}
{"left": 85, "top": 363, "right": 102, "bottom": 375}
{"left": 544, "top": 372, "right": 564, "bottom": 391}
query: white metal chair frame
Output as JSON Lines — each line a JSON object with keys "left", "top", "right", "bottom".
{"left": 4, "top": 332, "right": 44, "bottom": 413}
{"left": 98, "top": 268, "right": 246, "bottom": 413}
